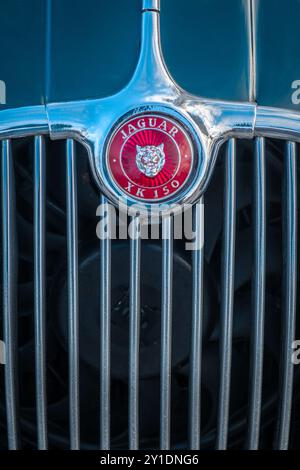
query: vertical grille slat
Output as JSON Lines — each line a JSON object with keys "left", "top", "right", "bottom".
{"left": 129, "top": 216, "right": 141, "bottom": 450}
{"left": 34, "top": 135, "right": 48, "bottom": 450}
{"left": 66, "top": 139, "right": 80, "bottom": 450}
{"left": 1, "top": 139, "right": 19, "bottom": 449}
{"left": 248, "top": 137, "right": 266, "bottom": 449}
{"left": 189, "top": 199, "right": 204, "bottom": 450}
{"left": 277, "top": 141, "right": 298, "bottom": 450}
{"left": 100, "top": 194, "right": 111, "bottom": 450}
{"left": 160, "top": 215, "right": 173, "bottom": 450}
{"left": 217, "top": 138, "right": 236, "bottom": 450}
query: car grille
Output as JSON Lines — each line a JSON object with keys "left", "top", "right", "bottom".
{"left": 0, "top": 128, "right": 298, "bottom": 451}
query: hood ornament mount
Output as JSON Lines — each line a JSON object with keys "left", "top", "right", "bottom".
{"left": 45, "top": 0, "right": 256, "bottom": 214}
{"left": 1, "top": 0, "right": 300, "bottom": 214}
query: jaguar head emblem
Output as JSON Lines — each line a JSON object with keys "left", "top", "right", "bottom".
{"left": 135, "top": 143, "right": 165, "bottom": 177}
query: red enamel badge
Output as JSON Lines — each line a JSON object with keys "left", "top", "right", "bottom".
{"left": 106, "top": 114, "right": 194, "bottom": 202}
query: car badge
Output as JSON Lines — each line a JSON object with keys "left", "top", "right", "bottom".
{"left": 106, "top": 114, "right": 195, "bottom": 202}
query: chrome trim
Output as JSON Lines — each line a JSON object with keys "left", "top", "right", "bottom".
{"left": 189, "top": 200, "right": 204, "bottom": 450}
{"left": 129, "top": 216, "right": 141, "bottom": 450}
{"left": 0, "top": 106, "right": 48, "bottom": 139}
{"left": 99, "top": 194, "right": 112, "bottom": 450}
{"left": 160, "top": 215, "right": 173, "bottom": 450}
{"left": 43, "top": 4, "right": 256, "bottom": 214}
{"left": 217, "top": 139, "right": 236, "bottom": 450}
{"left": 66, "top": 139, "right": 80, "bottom": 450}
{"left": 277, "top": 142, "right": 297, "bottom": 449}
{"left": 1, "top": 139, "right": 19, "bottom": 449}
{"left": 246, "top": 0, "right": 257, "bottom": 102}
{"left": 1, "top": 104, "right": 300, "bottom": 168}
{"left": 248, "top": 137, "right": 266, "bottom": 449}
{"left": 255, "top": 106, "right": 300, "bottom": 141}
{"left": 34, "top": 135, "right": 48, "bottom": 450}
{"left": 142, "top": 0, "right": 160, "bottom": 12}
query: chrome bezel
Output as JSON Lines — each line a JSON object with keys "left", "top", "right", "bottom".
{"left": 101, "top": 106, "right": 202, "bottom": 212}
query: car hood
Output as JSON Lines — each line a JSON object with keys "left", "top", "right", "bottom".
{"left": 0, "top": 0, "right": 299, "bottom": 111}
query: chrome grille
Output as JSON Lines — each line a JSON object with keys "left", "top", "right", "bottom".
{"left": 0, "top": 133, "right": 298, "bottom": 450}
{"left": 100, "top": 193, "right": 112, "bottom": 450}
{"left": 2, "top": 138, "right": 19, "bottom": 449}
{"left": 34, "top": 135, "right": 47, "bottom": 450}
{"left": 66, "top": 139, "right": 80, "bottom": 450}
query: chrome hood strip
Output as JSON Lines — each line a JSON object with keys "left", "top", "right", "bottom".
{"left": 0, "top": 105, "right": 48, "bottom": 139}
{"left": 1, "top": 103, "right": 300, "bottom": 143}
{"left": 246, "top": 0, "right": 257, "bottom": 102}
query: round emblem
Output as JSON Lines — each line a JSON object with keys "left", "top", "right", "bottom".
{"left": 106, "top": 114, "right": 194, "bottom": 202}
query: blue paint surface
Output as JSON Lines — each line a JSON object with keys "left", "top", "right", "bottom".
{"left": 255, "top": 0, "right": 300, "bottom": 109}
{"left": 0, "top": 0, "right": 46, "bottom": 108}
{"left": 161, "top": 0, "right": 250, "bottom": 101}
{"left": 0, "top": 0, "right": 299, "bottom": 111}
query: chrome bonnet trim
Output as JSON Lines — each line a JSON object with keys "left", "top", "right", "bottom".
{"left": 1, "top": 103, "right": 300, "bottom": 211}
{"left": 1, "top": 104, "right": 300, "bottom": 144}
{"left": 255, "top": 106, "right": 300, "bottom": 141}
{"left": 0, "top": 105, "right": 48, "bottom": 139}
